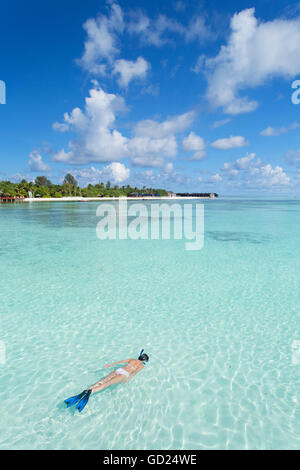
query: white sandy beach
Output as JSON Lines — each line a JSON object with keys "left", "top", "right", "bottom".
{"left": 23, "top": 196, "right": 216, "bottom": 202}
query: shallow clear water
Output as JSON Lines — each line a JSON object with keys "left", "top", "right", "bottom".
{"left": 0, "top": 199, "right": 299, "bottom": 450}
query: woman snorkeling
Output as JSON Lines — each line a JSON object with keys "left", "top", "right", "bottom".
{"left": 64, "top": 350, "right": 149, "bottom": 412}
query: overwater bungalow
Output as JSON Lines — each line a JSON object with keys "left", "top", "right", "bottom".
{"left": 0, "top": 195, "right": 25, "bottom": 203}
{"left": 176, "top": 192, "right": 218, "bottom": 198}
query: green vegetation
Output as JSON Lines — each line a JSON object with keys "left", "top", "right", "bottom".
{"left": 0, "top": 175, "right": 169, "bottom": 198}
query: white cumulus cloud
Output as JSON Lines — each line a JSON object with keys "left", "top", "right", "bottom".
{"left": 112, "top": 57, "right": 150, "bottom": 87}
{"left": 185, "top": 16, "right": 212, "bottom": 42}
{"left": 222, "top": 152, "right": 256, "bottom": 171}
{"left": 128, "top": 11, "right": 211, "bottom": 46}
{"left": 133, "top": 111, "right": 195, "bottom": 139}
{"left": 77, "top": 4, "right": 149, "bottom": 88}
{"left": 70, "top": 163, "right": 130, "bottom": 186}
{"left": 257, "top": 164, "right": 290, "bottom": 186}
{"left": 129, "top": 111, "right": 195, "bottom": 167}
{"left": 182, "top": 132, "right": 206, "bottom": 160}
{"left": 221, "top": 153, "right": 290, "bottom": 187}
{"left": 53, "top": 85, "right": 196, "bottom": 169}
{"left": 203, "top": 8, "right": 300, "bottom": 114}
{"left": 164, "top": 162, "right": 174, "bottom": 173}
{"left": 210, "top": 173, "right": 222, "bottom": 183}
{"left": 211, "top": 136, "right": 248, "bottom": 150}
{"left": 78, "top": 2, "right": 124, "bottom": 73}
{"left": 213, "top": 118, "right": 232, "bottom": 128}
{"left": 102, "top": 162, "right": 130, "bottom": 183}
{"left": 53, "top": 86, "right": 128, "bottom": 164}
{"left": 128, "top": 13, "right": 184, "bottom": 46}
{"left": 260, "top": 122, "right": 299, "bottom": 136}
{"left": 28, "top": 151, "right": 51, "bottom": 172}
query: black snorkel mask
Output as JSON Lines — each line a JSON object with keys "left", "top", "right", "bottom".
{"left": 138, "top": 349, "right": 148, "bottom": 365}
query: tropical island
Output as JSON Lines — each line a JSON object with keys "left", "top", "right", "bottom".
{"left": 0, "top": 174, "right": 169, "bottom": 199}
{"left": 0, "top": 174, "right": 218, "bottom": 201}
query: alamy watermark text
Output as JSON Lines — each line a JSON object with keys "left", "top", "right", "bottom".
{"left": 96, "top": 200, "right": 204, "bottom": 251}
{"left": 0, "top": 80, "right": 6, "bottom": 104}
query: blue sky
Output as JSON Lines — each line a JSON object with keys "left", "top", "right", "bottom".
{"left": 1, "top": 0, "right": 300, "bottom": 194}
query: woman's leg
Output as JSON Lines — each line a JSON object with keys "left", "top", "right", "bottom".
{"left": 90, "top": 373, "right": 124, "bottom": 393}
{"left": 88, "top": 371, "right": 115, "bottom": 391}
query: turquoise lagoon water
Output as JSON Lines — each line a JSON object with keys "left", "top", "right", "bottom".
{"left": 0, "top": 198, "right": 299, "bottom": 450}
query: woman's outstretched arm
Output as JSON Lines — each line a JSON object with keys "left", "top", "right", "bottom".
{"left": 104, "top": 359, "right": 130, "bottom": 368}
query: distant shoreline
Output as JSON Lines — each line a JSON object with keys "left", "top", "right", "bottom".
{"left": 23, "top": 196, "right": 216, "bottom": 202}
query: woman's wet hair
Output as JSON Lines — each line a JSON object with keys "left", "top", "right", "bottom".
{"left": 138, "top": 349, "right": 149, "bottom": 362}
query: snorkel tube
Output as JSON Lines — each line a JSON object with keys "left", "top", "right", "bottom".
{"left": 138, "top": 349, "right": 144, "bottom": 360}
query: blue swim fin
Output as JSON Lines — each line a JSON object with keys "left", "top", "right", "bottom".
{"left": 64, "top": 390, "right": 87, "bottom": 408}
{"left": 76, "top": 389, "right": 92, "bottom": 413}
